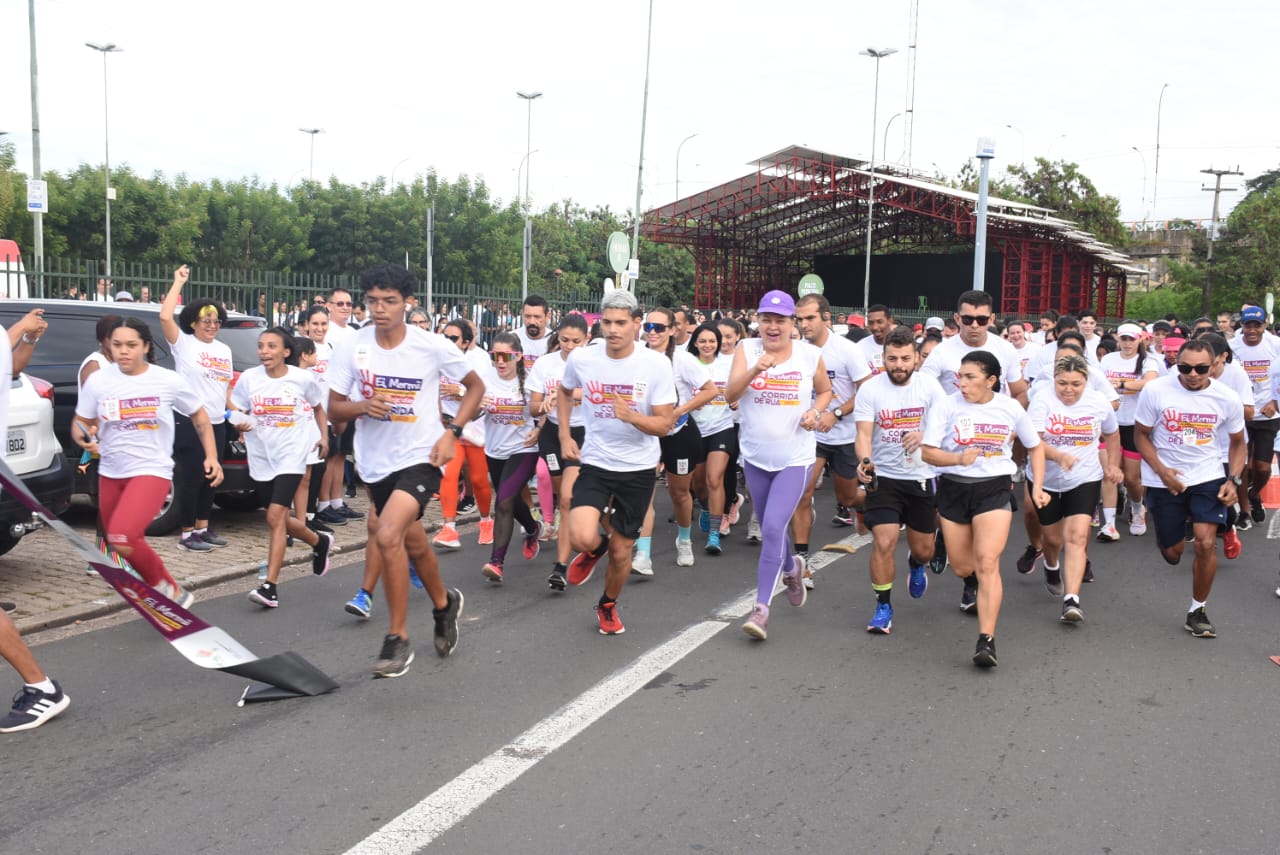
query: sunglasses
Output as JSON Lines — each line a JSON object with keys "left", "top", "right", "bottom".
{"left": 1176, "top": 363, "right": 1211, "bottom": 375}
{"left": 328, "top": 300, "right": 352, "bottom": 307}
{"left": 444, "top": 334, "right": 461, "bottom": 342}
{"left": 198, "top": 318, "right": 223, "bottom": 327}
{"left": 643, "top": 322, "right": 668, "bottom": 334}
{"left": 959, "top": 314, "right": 991, "bottom": 327}
{"left": 490, "top": 351, "right": 522, "bottom": 364}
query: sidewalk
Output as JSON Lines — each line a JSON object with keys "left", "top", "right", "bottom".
{"left": 0, "top": 494, "right": 474, "bottom": 636}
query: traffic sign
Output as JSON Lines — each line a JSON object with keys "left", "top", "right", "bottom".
{"left": 797, "top": 273, "right": 824, "bottom": 296}
{"left": 26, "top": 180, "right": 48, "bottom": 213}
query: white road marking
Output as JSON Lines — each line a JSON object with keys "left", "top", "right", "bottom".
{"left": 1267, "top": 512, "right": 1280, "bottom": 540}
{"left": 345, "top": 530, "right": 870, "bottom": 853}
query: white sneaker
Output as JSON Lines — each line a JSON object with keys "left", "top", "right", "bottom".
{"left": 747, "top": 515, "right": 762, "bottom": 544}
{"left": 158, "top": 580, "right": 195, "bottom": 609}
{"left": 1096, "top": 523, "right": 1120, "bottom": 543}
{"left": 1128, "top": 509, "right": 1147, "bottom": 537}
{"left": 675, "top": 537, "right": 695, "bottom": 567}
{"left": 631, "top": 552, "right": 654, "bottom": 576}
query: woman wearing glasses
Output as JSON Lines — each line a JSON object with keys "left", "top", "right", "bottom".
{"left": 434, "top": 320, "right": 495, "bottom": 551}
{"left": 160, "top": 264, "right": 233, "bottom": 553}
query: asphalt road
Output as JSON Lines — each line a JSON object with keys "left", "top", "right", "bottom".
{"left": 7, "top": 493, "right": 1280, "bottom": 855}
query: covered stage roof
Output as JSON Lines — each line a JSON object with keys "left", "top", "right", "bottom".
{"left": 643, "top": 145, "right": 1142, "bottom": 318}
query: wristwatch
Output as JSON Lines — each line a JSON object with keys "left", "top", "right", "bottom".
{"left": 833, "top": 407, "right": 844, "bottom": 421}
{"left": 1230, "top": 475, "right": 1243, "bottom": 486}
{"left": 448, "top": 422, "right": 464, "bottom": 439}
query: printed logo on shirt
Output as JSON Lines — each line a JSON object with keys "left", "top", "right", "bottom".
{"left": 748, "top": 370, "right": 802, "bottom": 406}
{"left": 1106, "top": 368, "right": 1140, "bottom": 394}
{"left": 250, "top": 395, "right": 299, "bottom": 429}
{"left": 439, "top": 374, "right": 464, "bottom": 401}
{"left": 108, "top": 396, "right": 161, "bottom": 431}
{"left": 1241, "top": 358, "right": 1271, "bottom": 385}
{"left": 876, "top": 406, "right": 925, "bottom": 443}
{"left": 584, "top": 380, "right": 637, "bottom": 420}
{"left": 358, "top": 370, "right": 423, "bottom": 423}
{"left": 866, "top": 353, "right": 885, "bottom": 376}
{"left": 1160, "top": 407, "right": 1218, "bottom": 446}
{"left": 197, "top": 352, "right": 233, "bottom": 383}
{"left": 486, "top": 396, "right": 527, "bottom": 426}
{"left": 952, "top": 419, "right": 1013, "bottom": 457}
{"left": 1045, "top": 413, "right": 1100, "bottom": 446}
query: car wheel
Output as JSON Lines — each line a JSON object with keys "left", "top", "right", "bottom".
{"left": 213, "top": 490, "right": 267, "bottom": 512}
{"left": 144, "top": 474, "right": 183, "bottom": 537}
{"left": 0, "top": 529, "right": 19, "bottom": 558}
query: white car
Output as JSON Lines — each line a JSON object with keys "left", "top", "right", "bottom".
{"left": 1, "top": 373, "right": 73, "bottom": 556}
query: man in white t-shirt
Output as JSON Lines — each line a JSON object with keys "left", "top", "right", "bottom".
{"left": 1005, "top": 321, "right": 1041, "bottom": 382}
{"left": 323, "top": 287, "right": 357, "bottom": 348}
{"left": 1227, "top": 305, "right": 1280, "bottom": 527}
{"left": 319, "top": 286, "right": 361, "bottom": 523}
{"left": 327, "top": 265, "right": 485, "bottom": 679}
{"left": 856, "top": 304, "right": 894, "bottom": 377}
{"left": 513, "top": 294, "right": 552, "bottom": 373}
{"left": 1077, "top": 310, "right": 1102, "bottom": 364}
{"left": 1134, "top": 338, "right": 1246, "bottom": 640}
{"left": 558, "top": 289, "right": 677, "bottom": 637}
{"left": 920, "top": 290, "right": 1028, "bottom": 401}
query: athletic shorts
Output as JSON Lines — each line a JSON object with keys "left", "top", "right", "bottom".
{"left": 539, "top": 423, "right": 585, "bottom": 475}
{"left": 936, "top": 474, "right": 1014, "bottom": 523}
{"left": 571, "top": 464, "right": 656, "bottom": 540}
{"left": 365, "top": 462, "right": 442, "bottom": 520}
{"left": 700, "top": 426, "right": 738, "bottom": 460}
{"left": 1118, "top": 424, "right": 1142, "bottom": 461}
{"left": 1030, "top": 479, "right": 1101, "bottom": 527}
{"left": 1245, "top": 420, "right": 1279, "bottom": 463}
{"left": 340, "top": 421, "right": 356, "bottom": 457}
{"left": 254, "top": 472, "right": 304, "bottom": 508}
{"left": 814, "top": 440, "right": 859, "bottom": 479}
{"left": 862, "top": 476, "right": 937, "bottom": 532}
{"left": 660, "top": 420, "right": 704, "bottom": 476}
{"left": 1145, "top": 478, "right": 1227, "bottom": 550}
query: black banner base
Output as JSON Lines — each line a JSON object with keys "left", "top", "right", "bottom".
{"left": 222, "top": 651, "right": 340, "bottom": 705}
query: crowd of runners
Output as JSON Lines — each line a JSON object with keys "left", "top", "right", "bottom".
{"left": 4, "top": 267, "right": 1276, "bottom": 732}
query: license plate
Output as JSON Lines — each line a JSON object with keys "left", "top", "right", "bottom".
{"left": 6, "top": 429, "right": 26, "bottom": 457}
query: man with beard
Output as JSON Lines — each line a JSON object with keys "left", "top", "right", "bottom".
{"left": 514, "top": 294, "right": 552, "bottom": 373}
{"left": 853, "top": 326, "right": 948, "bottom": 634}
{"left": 856, "top": 304, "right": 894, "bottom": 377}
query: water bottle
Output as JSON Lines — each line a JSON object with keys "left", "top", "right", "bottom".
{"left": 863, "top": 458, "right": 879, "bottom": 493}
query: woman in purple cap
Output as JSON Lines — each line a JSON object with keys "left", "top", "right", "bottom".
{"left": 727, "top": 290, "right": 832, "bottom": 641}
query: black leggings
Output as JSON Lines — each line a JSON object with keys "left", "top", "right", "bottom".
{"left": 486, "top": 452, "right": 539, "bottom": 566}
{"left": 174, "top": 416, "right": 226, "bottom": 528}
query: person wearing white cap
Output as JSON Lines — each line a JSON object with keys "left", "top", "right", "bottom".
{"left": 1100, "top": 323, "right": 1161, "bottom": 537}
{"left": 924, "top": 317, "right": 944, "bottom": 334}
{"left": 113, "top": 290, "right": 134, "bottom": 302}
{"left": 1227, "top": 304, "right": 1280, "bottom": 527}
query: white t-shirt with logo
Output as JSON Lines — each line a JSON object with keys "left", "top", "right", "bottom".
{"left": 324, "top": 321, "right": 356, "bottom": 349}
{"left": 690, "top": 355, "right": 734, "bottom": 436}
{"left": 1218, "top": 361, "right": 1254, "bottom": 463}
{"left": 924, "top": 392, "right": 1041, "bottom": 479}
{"left": 816, "top": 331, "right": 872, "bottom": 445}
{"left": 1010, "top": 341, "right": 1042, "bottom": 383}
{"left": 737, "top": 338, "right": 822, "bottom": 471}
{"left": 920, "top": 333, "right": 1024, "bottom": 396}
{"left": 481, "top": 371, "right": 534, "bottom": 460}
{"left": 560, "top": 344, "right": 677, "bottom": 472}
{"left": 230, "top": 365, "right": 326, "bottom": 481}
{"left": 856, "top": 334, "right": 887, "bottom": 378}
{"left": 1099, "top": 352, "right": 1161, "bottom": 426}
{"left": 1229, "top": 335, "right": 1280, "bottom": 420}
{"left": 852, "top": 371, "right": 947, "bottom": 481}
{"left": 514, "top": 327, "right": 550, "bottom": 373}
{"left": 440, "top": 345, "right": 490, "bottom": 420}
{"left": 529, "top": 350, "right": 584, "bottom": 429}
{"left": 670, "top": 349, "right": 713, "bottom": 436}
{"left": 76, "top": 363, "right": 204, "bottom": 480}
{"left": 1028, "top": 357, "right": 1120, "bottom": 407}
{"left": 326, "top": 325, "right": 474, "bottom": 483}
{"left": 1133, "top": 374, "right": 1246, "bottom": 489}
{"left": 1027, "top": 388, "right": 1118, "bottom": 492}
{"left": 170, "top": 332, "right": 232, "bottom": 424}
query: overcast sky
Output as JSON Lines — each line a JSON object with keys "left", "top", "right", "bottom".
{"left": 2, "top": 0, "right": 1276, "bottom": 235}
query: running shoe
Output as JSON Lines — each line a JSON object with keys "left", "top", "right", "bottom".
{"left": 631, "top": 552, "right": 654, "bottom": 577}
{"left": 719, "top": 514, "right": 732, "bottom": 537}
{"left": 433, "top": 524, "right": 462, "bottom": 550}
{"left": 960, "top": 583, "right": 978, "bottom": 614}
{"left": 433, "top": 588, "right": 464, "bottom": 656}
{"left": 1184, "top": 607, "right": 1216, "bottom": 638}
{"left": 675, "top": 537, "right": 695, "bottom": 567}
{"left": 523, "top": 523, "right": 543, "bottom": 561}
{"left": 855, "top": 510, "right": 869, "bottom": 535}
{"left": 312, "top": 531, "right": 334, "bottom": 576}
{"left": 1251, "top": 502, "right": 1266, "bottom": 523}
{"left": 1129, "top": 507, "right": 1148, "bottom": 537}
{"left": 1235, "top": 515, "right": 1253, "bottom": 532}
{"left": 478, "top": 518, "right": 495, "bottom": 546}
{"left": 1091, "top": 506, "right": 1101, "bottom": 527}
{"left": 345, "top": 484, "right": 357, "bottom": 499}
{"left": 705, "top": 531, "right": 722, "bottom": 555}
{"left": 482, "top": 562, "right": 504, "bottom": 583}
{"left": 344, "top": 589, "right": 372, "bottom": 620}
{"left": 909, "top": 561, "right": 928, "bottom": 598}
{"left": 568, "top": 538, "right": 609, "bottom": 586}
{"left": 1061, "top": 597, "right": 1084, "bottom": 623}
{"left": 548, "top": 566, "right": 567, "bottom": 592}
{"left": 742, "top": 604, "right": 768, "bottom": 640}
{"left": 783, "top": 556, "right": 807, "bottom": 607}
{"left": 595, "top": 600, "right": 625, "bottom": 635}
{"left": 929, "top": 529, "right": 948, "bottom": 574}
{"left": 307, "top": 517, "right": 333, "bottom": 535}
{"left": 373, "top": 634, "right": 414, "bottom": 678}
{"left": 802, "top": 568, "right": 815, "bottom": 591}
{"left": 1223, "top": 527, "right": 1242, "bottom": 560}
{"left": 199, "top": 529, "right": 229, "bottom": 548}
{"left": 458, "top": 494, "right": 476, "bottom": 513}
{"left": 746, "top": 515, "right": 762, "bottom": 544}
{"left": 728, "top": 493, "right": 743, "bottom": 526}
{"left": 1083, "top": 560, "right": 1094, "bottom": 583}
{"left": 409, "top": 561, "right": 424, "bottom": 589}
{"left": 973, "top": 634, "right": 998, "bottom": 667}
{"left": 867, "top": 602, "right": 893, "bottom": 634}
{"left": 0, "top": 681, "right": 70, "bottom": 733}
{"left": 699, "top": 508, "right": 711, "bottom": 533}
{"left": 0, "top": 602, "right": 14, "bottom": 615}
{"left": 248, "top": 583, "right": 279, "bottom": 608}
{"left": 315, "top": 507, "right": 349, "bottom": 527}
{"left": 1016, "top": 544, "right": 1042, "bottom": 575}
{"left": 538, "top": 522, "right": 557, "bottom": 542}
{"left": 1044, "top": 567, "right": 1064, "bottom": 598}
{"left": 1096, "top": 523, "right": 1120, "bottom": 543}
{"left": 337, "top": 504, "right": 365, "bottom": 520}
{"left": 177, "top": 532, "right": 214, "bottom": 553}
{"left": 158, "top": 580, "right": 195, "bottom": 609}
{"left": 832, "top": 504, "right": 854, "bottom": 526}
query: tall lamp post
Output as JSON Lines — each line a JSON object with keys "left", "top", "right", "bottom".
{"left": 1153, "top": 83, "right": 1169, "bottom": 215}
{"left": 860, "top": 46, "right": 897, "bottom": 314}
{"left": 1131, "top": 146, "right": 1148, "bottom": 220}
{"left": 517, "top": 90, "right": 542, "bottom": 303}
{"left": 85, "top": 41, "right": 121, "bottom": 279}
{"left": 1004, "top": 123, "right": 1026, "bottom": 165}
{"left": 299, "top": 128, "right": 324, "bottom": 182}
{"left": 675, "top": 133, "right": 698, "bottom": 200}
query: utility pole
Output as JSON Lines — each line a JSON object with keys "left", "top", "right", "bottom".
{"left": 1201, "top": 166, "right": 1242, "bottom": 316}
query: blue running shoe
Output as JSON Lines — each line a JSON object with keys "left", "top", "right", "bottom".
{"left": 409, "top": 561, "right": 424, "bottom": 589}
{"left": 867, "top": 602, "right": 893, "bottom": 634}
{"left": 705, "top": 531, "right": 722, "bottom": 555}
{"left": 699, "top": 509, "right": 711, "bottom": 533}
{"left": 345, "top": 588, "right": 372, "bottom": 619}
{"left": 908, "top": 561, "right": 928, "bottom": 599}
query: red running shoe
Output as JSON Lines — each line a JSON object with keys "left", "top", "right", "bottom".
{"left": 1223, "top": 527, "right": 1242, "bottom": 560}
{"left": 567, "top": 536, "right": 609, "bottom": 586}
{"left": 596, "top": 600, "right": 625, "bottom": 635}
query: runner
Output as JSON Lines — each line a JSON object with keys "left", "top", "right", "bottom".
{"left": 922, "top": 350, "right": 1048, "bottom": 667}
{"left": 852, "top": 326, "right": 947, "bottom": 634}
{"left": 75, "top": 317, "right": 224, "bottom": 607}
{"left": 327, "top": 264, "right": 480, "bottom": 677}
{"left": 229, "top": 328, "right": 333, "bottom": 608}
{"left": 856, "top": 304, "right": 895, "bottom": 377}
{"left": 1133, "top": 338, "right": 1247, "bottom": 638}
{"left": 1227, "top": 305, "right": 1280, "bottom": 528}
{"left": 727, "top": 291, "right": 833, "bottom": 641}
{"left": 920, "top": 290, "right": 1028, "bottom": 400}
{"left": 318, "top": 288, "right": 365, "bottom": 525}
{"left": 1099, "top": 323, "right": 1160, "bottom": 538}
{"left": 433, "top": 320, "right": 495, "bottom": 552}
{"left": 716, "top": 318, "right": 749, "bottom": 540}
{"left": 559, "top": 290, "right": 677, "bottom": 636}
{"left": 478, "top": 332, "right": 543, "bottom": 583}
{"left": 1199, "top": 333, "right": 1251, "bottom": 557}
{"left": 1027, "top": 352, "right": 1122, "bottom": 623}
{"left": 512, "top": 295, "right": 558, "bottom": 542}
{"left": 687, "top": 323, "right": 736, "bottom": 555}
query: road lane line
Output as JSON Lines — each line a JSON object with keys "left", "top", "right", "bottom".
{"left": 1268, "top": 511, "right": 1280, "bottom": 539}
{"left": 346, "top": 530, "right": 870, "bottom": 853}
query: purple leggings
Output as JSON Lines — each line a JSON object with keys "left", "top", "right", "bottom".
{"left": 742, "top": 460, "right": 813, "bottom": 606}
{"left": 486, "top": 452, "right": 540, "bottom": 565}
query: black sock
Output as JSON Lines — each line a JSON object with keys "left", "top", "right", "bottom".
{"left": 963, "top": 573, "right": 978, "bottom": 591}
{"left": 593, "top": 534, "right": 610, "bottom": 557}
{"left": 876, "top": 588, "right": 892, "bottom": 605}
{"left": 795, "top": 542, "right": 808, "bottom": 555}
{"left": 262, "top": 581, "right": 276, "bottom": 591}
{"left": 553, "top": 562, "right": 567, "bottom": 573}
{"left": 598, "top": 593, "right": 616, "bottom": 608}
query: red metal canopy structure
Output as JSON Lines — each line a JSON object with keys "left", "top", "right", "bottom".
{"left": 643, "top": 146, "right": 1143, "bottom": 318}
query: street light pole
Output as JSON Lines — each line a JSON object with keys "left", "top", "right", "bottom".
{"left": 29, "top": 0, "right": 45, "bottom": 295}
{"left": 1131, "top": 146, "right": 1148, "bottom": 220}
{"left": 631, "top": 0, "right": 655, "bottom": 267}
{"left": 676, "top": 132, "right": 698, "bottom": 201}
{"left": 516, "top": 91, "right": 543, "bottom": 303}
{"left": 1153, "top": 83, "right": 1169, "bottom": 215}
{"left": 1004, "top": 123, "right": 1025, "bottom": 166}
{"left": 86, "top": 41, "right": 120, "bottom": 280}
{"left": 860, "top": 46, "right": 897, "bottom": 314}
{"left": 299, "top": 128, "right": 324, "bottom": 182}
{"left": 389, "top": 157, "right": 411, "bottom": 194}
{"left": 883, "top": 112, "right": 902, "bottom": 163}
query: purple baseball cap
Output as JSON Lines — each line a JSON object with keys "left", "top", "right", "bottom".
{"left": 756, "top": 290, "right": 796, "bottom": 316}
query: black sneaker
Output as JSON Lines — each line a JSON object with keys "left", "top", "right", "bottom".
{"left": 315, "top": 507, "right": 349, "bottom": 527}
{"left": 0, "top": 680, "right": 70, "bottom": 733}
{"left": 1184, "top": 607, "right": 1216, "bottom": 638}
{"left": 929, "top": 529, "right": 948, "bottom": 574}
{"left": 548, "top": 566, "right": 567, "bottom": 592}
{"left": 199, "top": 529, "right": 229, "bottom": 548}
{"left": 1061, "top": 597, "right": 1084, "bottom": 623}
{"left": 1082, "top": 560, "right": 1094, "bottom": 583}
{"left": 336, "top": 504, "right": 365, "bottom": 520}
{"left": 973, "top": 634, "right": 998, "bottom": 668}
{"left": 433, "top": 588, "right": 464, "bottom": 657}
{"left": 1236, "top": 515, "right": 1253, "bottom": 532}
{"left": 1016, "top": 544, "right": 1042, "bottom": 575}
{"left": 248, "top": 583, "right": 279, "bottom": 608}
{"left": 1044, "top": 567, "right": 1064, "bottom": 597}
{"left": 960, "top": 582, "right": 978, "bottom": 614}
{"left": 312, "top": 531, "right": 334, "bottom": 576}
{"left": 307, "top": 517, "right": 333, "bottom": 535}
{"left": 372, "top": 634, "right": 415, "bottom": 678}
{"left": 458, "top": 495, "right": 477, "bottom": 514}
{"left": 0, "top": 601, "right": 15, "bottom": 615}
{"left": 1251, "top": 502, "right": 1266, "bottom": 523}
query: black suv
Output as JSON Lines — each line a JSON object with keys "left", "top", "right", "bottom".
{"left": 0, "top": 299, "right": 268, "bottom": 534}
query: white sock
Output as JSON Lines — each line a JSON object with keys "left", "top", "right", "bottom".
{"left": 1103, "top": 508, "right": 1117, "bottom": 526}
{"left": 318, "top": 500, "right": 332, "bottom": 511}
{"left": 1044, "top": 561, "right": 1060, "bottom": 572}
{"left": 332, "top": 499, "right": 346, "bottom": 509}
{"left": 27, "top": 677, "right": 56, "bottom": 694}
{"left": 1190, "top": 598, "right": 1207, "bottom": 613}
